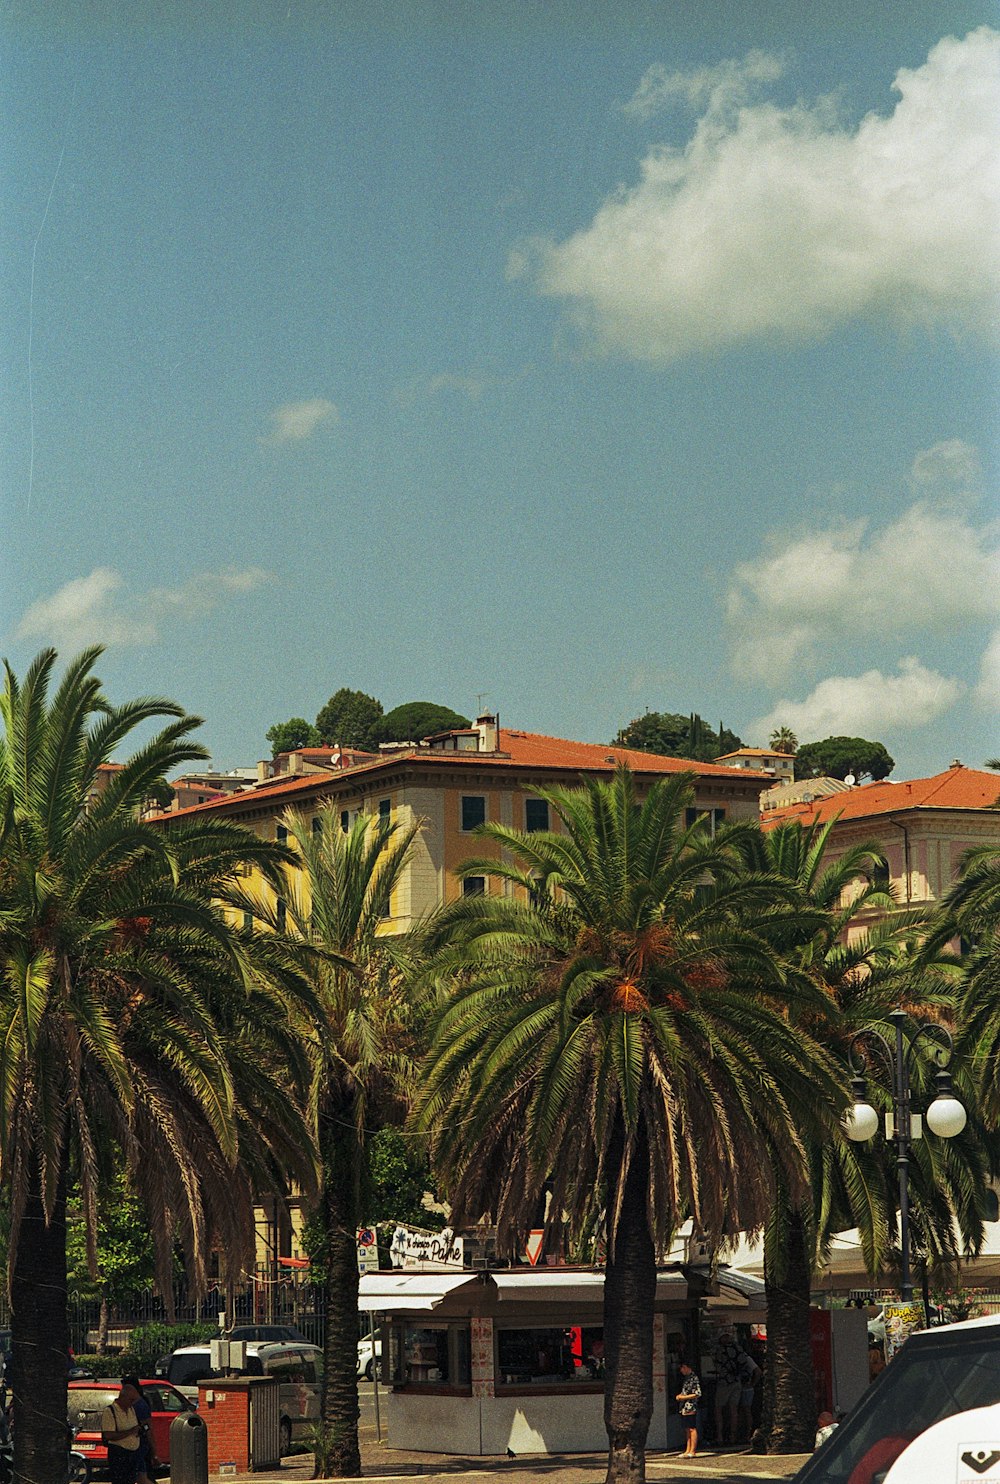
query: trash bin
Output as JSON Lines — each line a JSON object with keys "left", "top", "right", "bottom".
{"left": 170, "top": 1410, "right": 208, "bottom": 1484}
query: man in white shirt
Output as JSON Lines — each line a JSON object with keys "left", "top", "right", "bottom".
{"left": 101, "top": 1378, "right": 141, "bottom": 1484}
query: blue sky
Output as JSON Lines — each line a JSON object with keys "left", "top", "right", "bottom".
{"left": 2, "top": 2, "right": 998, "bottom": 777}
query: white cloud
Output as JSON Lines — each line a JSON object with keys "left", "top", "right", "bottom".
{"left": 975, "top": 628, "right": 1000, "bottom": 710}
{"left": 728, "top": 471, "right": 1000, "bottom": 680}
{"left": 17, "top": 567, "right": 272, "bottom": 650}
{"left": 753, "top": 658, "right": 963, "bottom": 741}
{"left": 393, "top": 366, "right": 533, "bottom": 406}
{"left": 624, "top": 50, "right": 786, "bottom": 119}
{"left": 265, "top": 398, "right": 339, "bottom": 443}
{"left": 909, "top": 438, "right": 981, "bottom": 492}
{"left": 513, "top": 28, "right": 1000, "bottom": 358}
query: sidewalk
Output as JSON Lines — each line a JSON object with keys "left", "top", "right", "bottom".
{"left": 233, "top": 1436, "right": 809, "bottom": 1484}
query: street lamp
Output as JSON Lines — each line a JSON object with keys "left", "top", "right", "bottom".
{"left": 842, "top": 1009, "right": 967, "bottom": 1303}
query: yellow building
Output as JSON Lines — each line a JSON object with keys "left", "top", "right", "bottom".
{"left": 154, "top": 715, "right": 775, "bottom": 932}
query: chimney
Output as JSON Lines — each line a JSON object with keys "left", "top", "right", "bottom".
{"left": 475, "top": 713, "right": 498, "bottom": 752}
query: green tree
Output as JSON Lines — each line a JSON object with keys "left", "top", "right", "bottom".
{"left": 415, "top": 768, "right": 845, "bottom": 1484}
{"left": 615, "top": 710, "right": 742, "bottom": 761}
{"left": 732, "top": 819, "right": 987, "bottom": 1451}
{"left": 273, "top": 805, "right": 419, "bottom": 1477}
{"left": 377, "top": 701, "right": 470, "bottom": 743}
{"left": 66, "top": 1173, "right": 156, "bottom": 1354}
{"left": 266, "top": 717, "right": 321, "bottom": 756}
{"left": 930, "top": 845, "right": 1000, "bottom": 1119}
{"left": 794, "top": 736, "right": 894, "bottom": 782}
{"left": 768, "top": 727, "right": 798, "bottom": 755}
{"left": 0, "top": 648, "right": 315, "bottom": 1483}
{"left": 314, "top": 689, "right": 384, "bottom": 751}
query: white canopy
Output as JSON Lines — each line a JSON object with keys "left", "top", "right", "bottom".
{"left": 357, "top": 1271, "right": 482, "bottom": 1312}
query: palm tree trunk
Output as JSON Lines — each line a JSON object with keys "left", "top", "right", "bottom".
{"left": 603, "top": 1123, "right": 656, "bottom": 1484}
{"left": 97, "top": 1287, "right": 110, "bottom": 1356}
{"left": 760, "top": 1209, "right": 816, "bottom": 1453}
{"left": 11, "top": 1161, "right": 69, "bottom": 1484}
{"left": 314, "top": 1121, "right": 362, "bottom": 1479}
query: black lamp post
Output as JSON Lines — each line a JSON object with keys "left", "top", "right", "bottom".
{"left": 842, "top": 1009, "right": 967, "bottom": 1303}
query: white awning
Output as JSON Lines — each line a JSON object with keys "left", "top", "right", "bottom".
{"left": 492, "top": 1271, "right": 604, "bottom": 1303}
{"left": 490, "top": 1268, "right": 688, "bottom": 1303}
{"left": 358, "top": 1271, "right": 482, "bottom": 1313}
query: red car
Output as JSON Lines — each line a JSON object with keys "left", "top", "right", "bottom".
{"left": 68, "top": 1378, "right": 195, "bottom": 1473}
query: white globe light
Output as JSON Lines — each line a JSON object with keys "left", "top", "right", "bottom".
{"left": 843, "top": 1101, "right": 879, "bottom": 1142}
{"left": 926, "top": 1095, "right": 967, "bottom": 1138}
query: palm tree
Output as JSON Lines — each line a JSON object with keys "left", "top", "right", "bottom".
{"left": 273, "top": 805, "right": 419, "bottom": 1478}
{"left": 0, "top": 649, "right": 315, "bottom": 1484}
{"left": 929, "top": 844, "right": 1000, "bottom": 1119}
{"left": 734, "top": 819, "right": 988, "bottom": 1452}
{"left": 414, "top": 768, "right": 846, "bottom": 1484}
{"left": 769, "top": 727, "right": 798, "bottom": 756}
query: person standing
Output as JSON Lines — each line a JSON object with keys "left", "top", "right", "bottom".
{"left": 101, "top": 1379, "right": 141, "bottom": 1484}
{"left": 676, "top": 1361, "right": 702, "bottom": 1459}
{"left": 737, "top": 1347, "right": 762, "bottom": 1442}
{"left": 122, "top": 1374, "right": 157, "bottom": 1484}
{"left": 713, "top": 1329, "right": 742, "bottom": 1444}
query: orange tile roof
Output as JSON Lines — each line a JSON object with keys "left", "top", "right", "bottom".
{"left": 716, "top": 748, "right": 789, "bottom": 760}
{"left": 498, "top": 729, "right": 765, "bottom": 779}
{"left": 763, "top": 766, "right": 1000, "bottom": 829}
{"left": 149, "top": 727, "right": 771, "bottom": 823}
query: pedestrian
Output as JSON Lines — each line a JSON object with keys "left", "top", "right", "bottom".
{"left": 676, "top": 1361, "right": 702, "bottom": 1458}
{"left": 122, "top": 1373, "right": 158, "bottom": 1484}
{"left": 712, "top": 1328, "right": 742, "bottom": 1444}
{"left": 815, "top": 1409, "right": 839, "bottom": 1448}
{"left": 101, "top": 1378, "right": 142, "bottom": 1484}
{"left": 737, "top": 1347, "right": 761, "bottom": 1441}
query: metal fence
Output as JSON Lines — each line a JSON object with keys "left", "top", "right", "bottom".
{"left": 65, "top": 1268, "right": 326, "bottom": 1355}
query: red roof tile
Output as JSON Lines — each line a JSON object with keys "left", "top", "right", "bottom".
{"left": 150, "top": 727, "right": 771, "bottom": 823}
{"left": 763, "top": 766, "right": 1000, "bottom": 829}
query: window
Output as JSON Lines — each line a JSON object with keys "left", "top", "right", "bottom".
{"left": 391, "top": 1323, "right": 471, "bottom": 1390}
{"left": 242, "top": 911, "right": 253, "bottom": 932}
{"left": 496, "top": 1325, "right": 604, "bottom": 1387}
{"left": 378, "top": 798, "right": 391, "bottom": 823}
{"left": 461, "top": 795, "right": 486, "bottom": 832}
{"left": 685, "top": 807, "right": 726, "bottom": 836}
{"left": 156, "top": 1387, "right": 189, "bottom": 1414}
{"left": 276, "top": 824, "right": 288, "bottom": 844}
{"left": 311, "top": 815, "right": 322, "bottom": 836}
{"left": 462, "top": 876, "right": 486, "bottom": 897}
{"left": 525, "top": 798, "right": 549, "bottom": 832}
{"left": 340, "top": 810, "right": 349, "bottom": 833}
{"left": 872, "top": 860, "right": 890, "bottom": 891}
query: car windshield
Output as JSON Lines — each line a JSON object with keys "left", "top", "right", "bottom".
{"left": 167, "top": 1355, "right": 214, "bottom": 1387}
{"left": 796, "top": 1329, "right": 1000, "bottom": 1483}
{"left": 68, "top": 1388, "right": 118, "bottom": 1428}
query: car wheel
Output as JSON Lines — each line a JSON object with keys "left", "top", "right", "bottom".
{"left": 279, "top": 1417, "right": 292, "bottom": 1457}
{"left": 365, "top": 1359, "right": 374, "bottom": 1381}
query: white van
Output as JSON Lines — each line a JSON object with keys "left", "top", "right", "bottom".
{"left": 161, "top": 1340, "right": 322, "bottom": 1455}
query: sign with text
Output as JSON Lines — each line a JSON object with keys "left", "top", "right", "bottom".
{"left": 357, "top": 1226, "right": 378, "bottom": 1273}
{"left": 389, "top": 1224, "right": 464, "bottom": 1270}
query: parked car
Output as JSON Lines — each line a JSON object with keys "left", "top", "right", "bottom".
{"left": 357, "top": 1335, "right": 382, "bottom": 1381}
{"left": 795, "top": 1312, "right": 1000, "bottom": 1483}
{"left": 228, "top": 1323, "right": 307, "bottom": 1343}
{"left": 68, "top": 1378, "right": 194, "bottom": 1475}
{"left": 162, "top": 1340, "right": 322, "bottom": 1455}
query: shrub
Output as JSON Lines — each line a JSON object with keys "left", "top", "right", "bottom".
{"left": 118, "top": 1320, "right": 219, "bottom": 1374}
